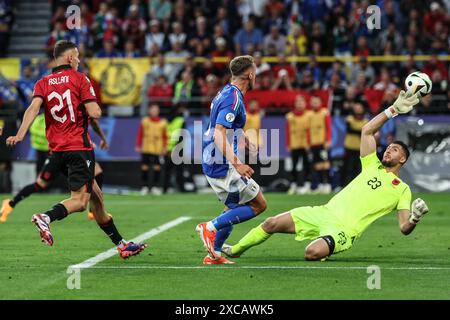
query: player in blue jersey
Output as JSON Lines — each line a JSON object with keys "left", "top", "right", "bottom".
{"left": 196, "top": 55, "right": 267, "bottom": 264}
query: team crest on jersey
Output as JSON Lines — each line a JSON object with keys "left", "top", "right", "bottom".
{"left": 392, "top": 178, "right": 400, "bottom": 186}
{"left": 226, "top": 113, "right": 235, "bottom": 123}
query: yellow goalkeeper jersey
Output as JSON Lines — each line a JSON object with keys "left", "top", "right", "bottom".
{"left": 324, "top": 152, "right": 411, "bottom": 236}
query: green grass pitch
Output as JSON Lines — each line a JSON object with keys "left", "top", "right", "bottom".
{"left": 0, "top": 193, "right": 449, "bottom": 300}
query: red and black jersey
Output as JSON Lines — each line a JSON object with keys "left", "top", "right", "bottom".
{"left": 33, "top": 64, "right": 97, "bottom": 152}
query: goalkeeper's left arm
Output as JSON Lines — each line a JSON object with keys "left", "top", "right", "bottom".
{"left": 397, "top": 198, "right": 430, "bottom": 235}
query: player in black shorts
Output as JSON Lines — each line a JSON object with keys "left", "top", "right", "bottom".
{"left": 0, "top": 119, "right": 107, "bottom": 223}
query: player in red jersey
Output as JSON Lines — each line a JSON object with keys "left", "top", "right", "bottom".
{"left": 5, "top": 40, "right": 147, "bottom": 259}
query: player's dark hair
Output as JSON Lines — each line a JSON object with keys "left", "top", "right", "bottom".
{"left": 53, "top": 40, "right": 77, "bottom": 59}
{"left": 229, "top": 55, "right": 254, "bottom": 77}
{"left": 392, "top": 140, "right": 410, "bottom": 163}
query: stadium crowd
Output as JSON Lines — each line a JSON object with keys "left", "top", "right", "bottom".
{"left": 0, "top": 0, "right": 450, "bottom": 193}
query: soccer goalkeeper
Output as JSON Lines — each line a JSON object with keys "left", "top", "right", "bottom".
{"left": 222, "top": 90, "right": 430, "bottom": 261}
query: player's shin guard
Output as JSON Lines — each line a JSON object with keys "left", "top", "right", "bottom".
{"left": 44, "top": 203, "right": 68, "bottom": 223}
{"left": 214, "top": 225, "right": 233, "bottom": 252}
{"left": 98, "top": 217, "right": 124, "bottom": 245}
{"left": 11, "top": 182, "right": 45, "bottom": 207}
{"left": 210, "top": 205, "right": 256, "bottom": 231}
{"left": 232, "top": 225, "right": 272, "bottom": 256}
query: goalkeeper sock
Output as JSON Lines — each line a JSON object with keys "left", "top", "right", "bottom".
{"left": 209, "top": 205, "right": 256, "bottom": 231}
{"left": 232, "top": 224, "right": 272, "bottom": 255}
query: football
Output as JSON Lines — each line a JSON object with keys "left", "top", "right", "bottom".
{"left": 404, "top": 71, "right": 432, "bottom": 97}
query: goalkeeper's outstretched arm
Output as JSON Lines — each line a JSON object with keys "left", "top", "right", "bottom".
{"left": 360, "top": 90, "right": 420, "bottom": 157}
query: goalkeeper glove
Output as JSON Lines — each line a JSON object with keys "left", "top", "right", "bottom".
{"left": 409, "top": 198, "right": 429, "bottom": 224}
{"left": 385, "top": 90, "right": 421, "bottom": 118}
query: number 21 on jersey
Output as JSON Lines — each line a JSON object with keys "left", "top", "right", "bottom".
{"left": 48, "top": 89, "right": 75, "bottom": 123}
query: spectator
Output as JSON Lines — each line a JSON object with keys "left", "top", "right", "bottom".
{"left": 233, "top": 17, "right": 263, "bottom": 55}
{"left": 263, "top": 25, "right": 286, "bottom": 55}
{"left": 215, "top": 6, "right": 230, "bottom": 34}
{"left": 173, "top": 70, "right": 200, "bottom": 108}
{"left": 298, "top": 69, "right": 315, "bottom": 91}
{"left": 126, "top": 0, "right": 147, "bottom": 19}
{"left": 200, "top": 74, "right": 220, "bottom": 108}
{"left": 95, "top": 39, "right": 123, "bottom": 58}
{"left": 333, "top": 17, "right": 351, "bottom": 58}
{"left": 123, "top": 40, "right": 141, "bottom": 58}
{"left": 147, "top": 75, "right": 173, "bottom": 108}
{"left": 102, "top": 7, "right": 123, "bottom": 46}
{"left": 350, "top": 56, "right": 376, "bottom": 86}
{"left": 324, "top": 61, "right": 346, "bottom": 83}
{"left": 354, "top": 36, "right": 370, "bottom": 57}
{"left": 254, "top": 51, "right": 271, "bottom": 76}
{"left": 46, "top": 21, "right": 67, "bottom": 58}
{"left": 424, "top": 2, "right": 447, "bottom": 36}
{"left": 303, "top": 56, "right": 322, "bottom": 85}
{"left": 272, "top": 54, "right": 296, "bottom": 85}
{"left": 212, "top": 24, "right": 233, "bottom": 51}
{"left": 423, "top": 55, "right": 449, "bottom": 81}
{"left": 374, "top": 68, "right": 398, "bottom": 91}
{"left": 122, "top": 4, "right": 146, "bottom": 51}
{"left": 271, "top": 68, "right": 293, "bottom": 90}
{"left": 211, "top": 37, "right": 234, "bottom": 77}
{"left": 308, "top": 21, "right": 327, "bottom": 55}
{"left": 15, "top": 65, "right": 37, "bottom": 110}
{"left": 150, "top": 0, "right": 173, "bottom": 20}
{"left": 0, "top": 0, "right": 13, "bottom": 56}
{"left": 286, "top": 23, "right": 307, "bottom": 56}
{"left": 401, "top": 34, "right": 423, "bottom": 57}
{"left": 335, "top": 85, "right": 364, "bottom": 117}
{"left": 168, "top": 22, "right": 186, "bottom": 49}
{"left": 165, "top": 41, "right": 190, "bottom": 77}
{"left": 145, "top": 19, "right": 166, "bottom": 54}
{"left": 342, "top": 102, "right": 369, "bottom": 187}
{"left": 91, "top": 2, "right": 109, "bottom": 49}
{"left": 187, "top": 16, "right": 212, "bottom": 56}
{"left": 378, "top": 23, "right": 403, "bottom": 54}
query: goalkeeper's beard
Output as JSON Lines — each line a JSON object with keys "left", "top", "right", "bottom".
{"left": 382, "top": 159, "right": 396, "bottom": 167}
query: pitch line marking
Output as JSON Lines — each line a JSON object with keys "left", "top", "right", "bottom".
{"left": 86, "top": 265, "right": 450, "bottom": 271}
{"left": 69, "top": 216, "right": 191, "bottom": 270}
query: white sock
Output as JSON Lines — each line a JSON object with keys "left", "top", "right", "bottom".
{"left": 206, "top": 221, "right": 217, "bottom": 232}
{"left": 118, "top": 239, "right": 127, "bottom": 248}
{"left": 42, "top": 214, "right": 51, "bottom": 224}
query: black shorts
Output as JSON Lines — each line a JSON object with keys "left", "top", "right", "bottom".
{"left": 40, "top": 150, "right": 95, "bottom": 193}
{"left": 310, "top": 146, "right": 329, "bottom": 163}
{"left": 141, "top": 153, "right": 162, "bottom": 166}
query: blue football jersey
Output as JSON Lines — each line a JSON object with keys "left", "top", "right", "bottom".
{"left": 202, "top": 84, "right": 247, "bottom": 178}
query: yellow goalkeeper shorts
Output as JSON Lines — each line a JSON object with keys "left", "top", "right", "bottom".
{"left": 290, "top": 205, "right": 357, "bottom": 255}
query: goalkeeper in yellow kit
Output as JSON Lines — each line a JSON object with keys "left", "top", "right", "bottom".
{"left": 222, "top": 91, "right": 430, "bottom": 261}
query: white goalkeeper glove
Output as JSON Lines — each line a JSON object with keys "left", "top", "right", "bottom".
{"left": 385, "top": 90, "right": 420, "bottom": 118}
{"left": 409, "top": 198, "right": 429, "bottom": 224}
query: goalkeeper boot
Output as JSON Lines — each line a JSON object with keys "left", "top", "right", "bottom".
{"left": 0, "top": 199, "right": 14, "bottom": 223}
{"left": 31, "top": 214, "right": 53, "bottom": 246}
{"left": 117, "top": 242, "right": 148, "bottom": 259}
{"left": 203, "top": 255, "right": 234, "bottom": 265}
{"left": 196, "top": 222, "right": 219, "bottom": 259}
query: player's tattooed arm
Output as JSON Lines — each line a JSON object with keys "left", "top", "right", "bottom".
{"left": 90, "top": 119, "right": 108, "bottom": 150}
{"left": 214, "top": 124, "right": 254, "bottom": 178}
{"left": 6, "top": 97, "right": 42, "bottom": 146}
